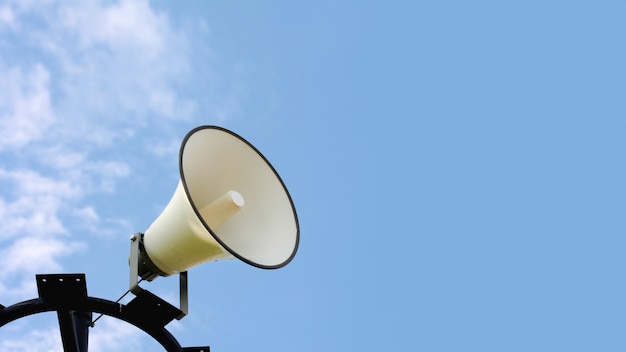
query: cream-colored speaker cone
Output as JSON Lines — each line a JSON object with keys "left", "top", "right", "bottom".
{"left": 142, "top": 126, "right": 299, "bottom": 276}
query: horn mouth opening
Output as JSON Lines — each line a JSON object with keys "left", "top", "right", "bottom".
{"left": 178, "top": 125, "right": 300, "bottom": 270}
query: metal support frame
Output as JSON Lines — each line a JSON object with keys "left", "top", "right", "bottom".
{"left": 129, "top": 233, "right": 188, "bottom": 319}
{"left": 0, "top": 274, "right": 209, "bottom": 352}
{"left": 37, "top": 274, "right": 91, "bottom": 352}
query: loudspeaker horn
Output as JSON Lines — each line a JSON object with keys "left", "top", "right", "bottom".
{"left": 139, "top": 126, "right": 299, "bottom": 278}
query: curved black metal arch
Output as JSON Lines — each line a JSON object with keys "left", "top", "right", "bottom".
{"left": 0, "top": 274, "right": 209, "bottom": 352}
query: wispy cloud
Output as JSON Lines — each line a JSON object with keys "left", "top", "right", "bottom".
{"left": 0, "top": 168, "right": 81, "bottom": 238}
{"left": 0, "top": 0, "right": 250, "bottom": 352}
{"left": 0, "top": 317, "right": 148, "bottom": 352}
{"left": 0, "top": 0, "right": 234, "bottom": 349}
{"left": 0, "top": 0, "right": 214, "bottom": 280}
{"left": 89, "top": 318, "right": 147, "bottom": 352}
{"left": 50, "top": 0, "right": 197, "bottom": 123}
{"left": 0, "top": 326, "right": 63, "bottom": 352}
{"left": 0, "top": 64, "right": 55, "bottom": 151}
{"left": 0, "top": 237, "right": 85, "bottom": 297}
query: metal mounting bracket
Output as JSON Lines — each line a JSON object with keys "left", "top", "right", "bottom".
{"left": 129, "top": 233, "right": 188, "bottom": 319}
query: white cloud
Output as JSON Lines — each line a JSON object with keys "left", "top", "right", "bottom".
{"left": 88, "top": 317, "right": 147, "bottom": 352}
{"left": 32, "top": 145, "right": 86, "bottom": 170}
{"left": 0, "top": 7, "right": 245, "bottom": 350}
{"left": 0, "top": 237, "right": 84, "bottom": 278}
{"left": 0, "top": 326, "right": 63, "bottom": 352}
{"left": 0, "top": 168, "right": 82, "bottom": 199}
{"left": 1, "top": 0, "right": 212, "bottom": 148}
{"left": 0, "top": 0, "right": 224, "bottom": 303}
{"left": 48, "top": 0, "right": 196, "bottom": 124}
{"left": 0, "top": 64, "right": 55, "bottom": 151}
{"left": 84, "top": 160, "right": 131, "bottom": 193}
{"left": 60, "top": 0, "right": 165, "bottom": 57}
{"left": 0, "top": 317, "right": 156, "bottom": 352}
{"left": 0, "top": 168, "right": 80, "bottom": 239}
{"left": 73, "top": 206, "right": 100, "bottom": 223}
{"left": 0, "top": 5, "right": 16, "bottom": 31}
{"left": 0, "top": 237, "right": 85, "bottom": 299}
{"left": 0, "top": 1, "right": 238, "bottom": 350}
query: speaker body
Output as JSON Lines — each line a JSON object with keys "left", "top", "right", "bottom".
{"left": 142, "top": 126, "right": 299, "bottom": 276}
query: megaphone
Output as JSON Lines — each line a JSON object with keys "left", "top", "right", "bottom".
{"left": 133, "top": 126, "right": 299, "bottom": 281}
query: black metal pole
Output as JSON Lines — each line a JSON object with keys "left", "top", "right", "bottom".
{"left": 57, "top": 310, "right": 91, "bottom": 352}
{"left": 74, "top": 311, "right": 92, "bottom": 351}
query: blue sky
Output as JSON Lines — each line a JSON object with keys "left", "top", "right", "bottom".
{"left": 1, "top": 0, "right": 625, "bottom": 351}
